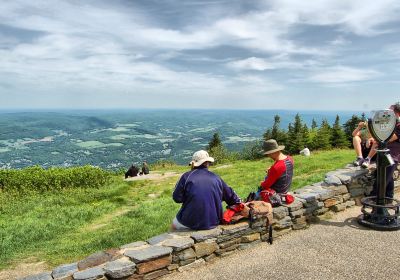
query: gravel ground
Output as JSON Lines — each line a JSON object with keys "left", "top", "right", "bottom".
{"left": 163, "top": 199, "right": 400, "bottom": 280}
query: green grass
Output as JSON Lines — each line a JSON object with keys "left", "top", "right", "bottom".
{"left": 0, "top": 149, "right": 354, "bottom": 270}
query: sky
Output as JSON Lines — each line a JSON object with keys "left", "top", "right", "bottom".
{"left": 1, "top": 0, "right": 400, "bottom": 111}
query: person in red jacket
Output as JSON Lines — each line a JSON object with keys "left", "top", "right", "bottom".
{"left": 260, "top": 139, "right": 294, "bottom": 196}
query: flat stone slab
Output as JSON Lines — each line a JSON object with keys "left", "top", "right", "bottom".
{"left": 272, "top": 206, "right": 289, "bottom": 220}
{"left": 294, "top": 192, "right": 320, "bottom": 202}
{"left": 147, "top": 233, "right": 174, "bottom": 245}
{"left": 73, "top": 266, "right": 105, "bottom": 280}
{"left": 124, "top": 246, "right": 172, "bottom": 263}
{"left": 77, "top": 249, "right": 120, "bottom": 270}
{"left": 120, "top": 241, "right": 148, "bottom": 249}
{"left": 191, "top": 228, "right": 222, "bottom": 242}
{"left": 284, "top": 199, "right": 303, "bottom": 212}
{"left": 104, "top": 257, "right": 136, "bottom": 279}
{"left": 136, "top": 255, "right": 172, "bottom": 274}
{"left": 52, "top": 262, "right": 78, "bottom": 279}
{"left": 193, "top": 240, "right": 219, "bottom": 257}
{"left": 324, "top": 175, "right": 342, "bottom": 186}
{"left": 162, "top": 237, "right": 194, "bottom": 251}
{"left": 219, "top": 222, "right": 249, "bottom": 234}
{"left": 19, "top": 272, "right": 52, "bottom": 280}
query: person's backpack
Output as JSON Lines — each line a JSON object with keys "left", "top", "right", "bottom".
{"left": 260, "top": 189, "right": 282, "bottom": 207}
{"left": 260, "top": 189, "right": 295, "bottom": 206}
{"left": 222, "top": 200, "right": 273, "bottom": 244}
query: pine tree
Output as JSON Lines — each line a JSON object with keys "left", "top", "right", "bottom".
{"left": 343, "top": 114, "right": 363, "bottom": 144}
{"left": 263, "top": 115, "right": 287, "bottom": 146}
{"left": 207, "top": 132, "right": 222, "bottom": 151}
{"left": 311, "top": 118, "right": 318, "bottom": 130}
{"left": 331, "top": 115, "right": 349, "bottom": 148}
{"left": 286, "top": 114, "right": 305, "bottom": 154}
{"left": 314, "top": 119, "right": 332, "bottom": 150}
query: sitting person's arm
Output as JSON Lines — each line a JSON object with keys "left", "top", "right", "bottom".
{"left": 221, "top": 179, "right": 241, "bottom": 206}
{"left": 172, "top": 175, "right": 187, "bottom": 203}
{"left": 260, "top": 163, "right": 284, "bottom": 190}
{"left": 352, "top": 122, "right": 365, "bottom": 137}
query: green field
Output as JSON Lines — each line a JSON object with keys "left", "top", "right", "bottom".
{"left": 0, "top": 149, "right": 354, "bottom": 270}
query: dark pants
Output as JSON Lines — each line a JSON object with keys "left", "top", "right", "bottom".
{"left": 370, "top": 163, "right": 398, "bottom": 198}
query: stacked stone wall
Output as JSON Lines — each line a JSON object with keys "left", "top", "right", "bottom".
{"left": 20, "top": 164, "right": 400, "bottom": 280}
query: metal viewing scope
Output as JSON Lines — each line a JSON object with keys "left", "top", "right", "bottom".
{"left": 358, "top": 109, "right": 400, "bottom": 230}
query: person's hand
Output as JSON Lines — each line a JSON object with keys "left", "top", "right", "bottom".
{"left": 357, "top": 122, "right": 366, "bottom": 129}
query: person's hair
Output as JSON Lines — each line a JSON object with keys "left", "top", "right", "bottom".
{"left": 392, "top": 102, "right": 400, "bottom": 114}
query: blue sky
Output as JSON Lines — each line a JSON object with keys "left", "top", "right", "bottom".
{"left": 1, "top": 0, "right": 400, "bottom": 110}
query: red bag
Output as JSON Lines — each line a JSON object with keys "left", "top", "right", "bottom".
{"left": 260, "top": 189, "right": 282, "bottom": 207}
{"left": 222, "top": 203, "right": 245, "bottom": 224}
{"left": 282, "top": 193, "right": 295, "bottom": 204}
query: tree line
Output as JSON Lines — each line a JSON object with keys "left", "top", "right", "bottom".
{"left": 207, "top": 113, "right": 365, "bottom": 162}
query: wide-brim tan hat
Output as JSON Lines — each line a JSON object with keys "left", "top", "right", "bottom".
{"left": 189, "top": 150, "right": 215, "bottom": 167}
{"left": 262, "top": 139, "right": 285, "bottom": 155}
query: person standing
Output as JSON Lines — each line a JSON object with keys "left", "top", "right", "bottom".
{"left": 172, "top": 150, "right": 241, "bottom": 230}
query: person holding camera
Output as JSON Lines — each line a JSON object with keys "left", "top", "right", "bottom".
{"left": 352, "top": 120, "right": 376, "bottom": 168}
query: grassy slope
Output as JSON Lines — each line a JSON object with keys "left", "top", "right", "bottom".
{"left": 0, "top": 149, "right": 354, "bottom": 269}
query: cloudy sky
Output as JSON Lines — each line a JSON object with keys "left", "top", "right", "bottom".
{"left": 1, "top": 0, "right": 400, "bottom": 110}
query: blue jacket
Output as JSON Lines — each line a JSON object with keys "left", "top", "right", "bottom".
{"left": 173, "top": 166, "right": 241, "bottom": 230}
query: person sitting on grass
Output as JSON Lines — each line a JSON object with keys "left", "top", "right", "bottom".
{"left": 125, "top": 164, "right": 140, "bottom": 179}
{"left": 140, "top": 161, "right": 150, "bottom": 175}
{"left": 171, "top": 150, "right": 241, "bottom": 230}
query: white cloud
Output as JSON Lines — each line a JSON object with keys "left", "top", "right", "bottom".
{"left": 227, "top": 57, "right": 275, "bottom": 71}
{"left": 0, "top": 1, "right": 400, "bottom": 109}
{"left": 330, "top": 36, "right": 350, "bottom": 46}
{"left": 309, "top": 66, "right": 382, "bottom": 83}
{"left": 269, "top": 0, "right": 400, "bottom": 36}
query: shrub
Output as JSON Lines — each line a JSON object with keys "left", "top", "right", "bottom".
{"left": 0, "top": 165, "right": 111, "bottom": 194}
{"left": 240, "top": 140, "right": 264, "bottom": 160}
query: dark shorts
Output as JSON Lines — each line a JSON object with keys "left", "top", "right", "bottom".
{"left": 361, "top": 141, "right": 376, "bottom": 161}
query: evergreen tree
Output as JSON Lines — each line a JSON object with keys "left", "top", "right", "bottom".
{"left": 286, "top": 114, "right": 305, "bottom": 154}
{"left": 302, "top": 123, "right": 310, "bottom": 148}
{"left": 263, "top": 115, "right": 287, "bottom": 146}
{"left": 314, "top": 119, "right": 332, "bottom": 150}
{"left": 343, "top": 114, "right": 363, "bottom": 144}
{"left": 311, "top": 118, "right": 318, "bottom": 130}
{"left": 331, "top": 115, "right": 348, "bottom": 148}
{"left": 307, "top": 118, "right": 318, "bottom": 149}
{"left": 207, "top": 132, "right": 232, "bottom": 163}
{"left": 207, "top": 132, "right": 222, "bottom": 151}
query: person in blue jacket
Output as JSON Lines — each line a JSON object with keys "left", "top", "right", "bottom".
{"left": 172, "top": 150, "right": 241, "bottom": 230}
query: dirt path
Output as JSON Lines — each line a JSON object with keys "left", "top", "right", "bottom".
{"left": 0, "top": 261, "right": 49, "bottom": 280}
{"left": 124, "top": 171, "right": 180, "bottom": 182}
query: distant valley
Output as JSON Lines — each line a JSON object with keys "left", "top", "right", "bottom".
{"left": 0, "top": 109, "right": 358, "bottom": 169}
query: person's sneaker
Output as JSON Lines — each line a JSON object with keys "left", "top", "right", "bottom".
{"left": 353, "top": 157, "right": 364, "bottom": 166}
{"left": 362, "top": 158, "right": 370, "bottom": 169}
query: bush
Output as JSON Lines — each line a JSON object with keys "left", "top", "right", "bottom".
{"left": 150, "top": 160, "right": 179, "bottom": 170}
{"left": 0, "top": 165, "right": 111, "bottom": 194}
{"left": 209, "top": 146, "right": 239, "bottom": 164}
{"left": 240, "top": 140, "right": 264, "bottom": 160}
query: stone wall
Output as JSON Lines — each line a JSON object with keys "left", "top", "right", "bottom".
{"left": 20, "top": 164, "right": 400, "bottom": 280}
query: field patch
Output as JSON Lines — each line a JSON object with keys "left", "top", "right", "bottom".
{"left": 75, "top": 141, "right": 123, "bottom": 149}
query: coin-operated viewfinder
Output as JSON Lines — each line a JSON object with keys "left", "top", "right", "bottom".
{"left": 358, "top": 109, "right": 400, "bottom": 230}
